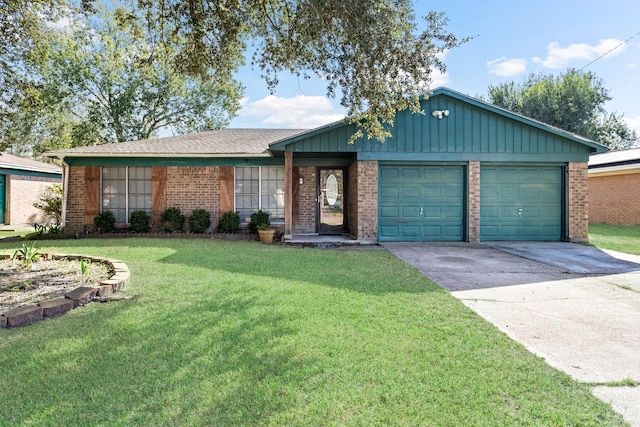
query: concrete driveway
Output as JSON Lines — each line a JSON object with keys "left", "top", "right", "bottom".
{"left": 383, "top": 241, "right": 640, "bottom": 426}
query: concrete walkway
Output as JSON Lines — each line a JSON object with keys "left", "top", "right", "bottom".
{"left": 383, "top": 242, "right": 640, "bottom": 426}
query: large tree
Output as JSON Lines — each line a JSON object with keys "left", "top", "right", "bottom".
{"left": 130, "top": 0, "right": 470, "bottom": 142}
{"left": 486, "top": 69, "right": 639, "bottom": 150}
{"left": 2, "top": 3, "right": 243, "bottom": 156}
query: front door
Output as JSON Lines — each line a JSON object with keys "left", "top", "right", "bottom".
{"left": 0, "top": 175, "right": 5, "bottom": 224}
{"left": 318, "top": 168, "right": 346, "bottom": 233}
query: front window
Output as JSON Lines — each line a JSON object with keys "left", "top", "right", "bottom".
{"left": 235, "top": 166, "right": 285, "bottom": 223}
{"left": 102, "top": 166, "right": 151, "bottom": 223}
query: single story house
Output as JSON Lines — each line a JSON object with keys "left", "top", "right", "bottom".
{"left": 46, "top": 88, "right": 606, "bottom": 243}
{"left": 0, "top": 152, "right": 63, "bottom": 225}
{"left": 588, "top": 147, "right": 640, "bottom": 226}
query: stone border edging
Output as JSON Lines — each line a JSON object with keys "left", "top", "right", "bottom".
{"left": 0, "top": 254, "right": 130, "bottom": 329}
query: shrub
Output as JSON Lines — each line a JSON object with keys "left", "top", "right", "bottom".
{"left": 160, "top": 207, "right": 185, "bottom": 232}
{"left": 218, "top": 211, "right": 240, "bottom": 233}
{"left": 33, "top": 183, "right": 62, "bottom": 224}
{"left": 188, "top": 209, "right": 211, "bottom": 233}
{"left": 129, "top": 210, "right": 150, "bottom": 233}
{"left": 249, "top": 210, "right": 270, "bottom": 234}
{"left": 94, "top": 211, "right": 116, "bottom": 233}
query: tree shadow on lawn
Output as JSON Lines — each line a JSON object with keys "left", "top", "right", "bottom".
{"left": 156, "top": 240, "right": 443, "bottom": 295}
{"left": 0, "top": 289, "right": 319, "bottom": 426}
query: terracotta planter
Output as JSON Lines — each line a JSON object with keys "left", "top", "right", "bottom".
{"left": 258, "top": 228, "right": 275, "bottom": 244}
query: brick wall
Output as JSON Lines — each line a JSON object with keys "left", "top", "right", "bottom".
{"left": 568, "top": 162, "right": 589, "bottom": 242}
{"left": 467, "top": 161, "right": 480, "bottom": 243}
{"left": 354, "top": 161, "right": 378, "bottom": 242}
{"left": 589, "top": 171, "right": 640, "bottom": 226}
{"left": 6, "top": 175, "right": 61, "bottom": 225}
{"left": 348, "top": 162, "right": 358, "bottom": 237}
{"left": 65, "top": 166, "right": 86, "bottom": 231}
{"left": 292, "top": 166, "right": 316, "bottom": 233}
{"left": 166, "top": 166, "right": 219, "bottom": 231}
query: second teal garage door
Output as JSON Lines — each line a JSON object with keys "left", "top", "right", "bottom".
{"left": 481, "top": 166, "right": 563, "bottom": 241}
{"left": 379, "top": 166, "right": 465, "bottom": 241}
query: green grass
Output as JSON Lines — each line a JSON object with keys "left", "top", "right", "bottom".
{"left": 589, "top": 223, "right": 640, "bottom": 255}
{"left": 0, "top": 239, "right": 626, "bottom": 426}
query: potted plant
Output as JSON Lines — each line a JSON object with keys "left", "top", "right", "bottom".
{"left": 251, "top": 210, "right": 274, "bottom": 244}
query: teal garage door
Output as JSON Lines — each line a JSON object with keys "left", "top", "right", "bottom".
{"left": 379, "top": 166, "right": 465, "bottom": 241}
{"left": 481, "top": 166, "right": 563, "bottom": 241}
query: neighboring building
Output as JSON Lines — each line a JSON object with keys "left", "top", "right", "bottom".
{"left": 588, "top": 148, "right": 640, "bottom": 226}
{"left": 45, "top": 88, "right": 605, "bottom": 243}
{"left": 0, "top": 153, "right": 63, "bottom": 225}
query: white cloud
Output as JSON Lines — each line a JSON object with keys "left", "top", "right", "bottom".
{"left": 532, "top": 38, "right": 625, "bottom": 69}
{"left": 487, "top": 57, "right": 527, "bottom": 76}
{"left": 238, "top": 95, "right": 345, "bottom": 128}
{"left": 624, "top": 115, "right": 640, "bottom": 133}
{"left": 429, "top": 68, "right": 450, "bottom": 87}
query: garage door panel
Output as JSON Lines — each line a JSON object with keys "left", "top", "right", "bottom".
{"left": 481, "top": 166, "right": 562, "bottom": 241}
{"left": 379, "top": 166, "right": 465, "bottom": 241}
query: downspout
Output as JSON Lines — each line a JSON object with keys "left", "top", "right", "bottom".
{"left": 61, "top": 158, "right": 69, "bottom": 229}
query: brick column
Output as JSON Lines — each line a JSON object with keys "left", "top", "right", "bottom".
{"left": 568, "top": 162, "right": 589, "bottom": 242}
{"left": 356, "top": 160, "right": 378, "bottom": 243}
{"left": 467, "top": 161, "right": 481, "bottom": 243}
{"left": 284, "top": 152, "right": 293, "bottom": 238}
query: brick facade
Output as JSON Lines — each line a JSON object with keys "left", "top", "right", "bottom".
{"left": 5, "top": 175, "right": 61, "bottom": 225}
{"left": 65, "top": 166, "right": 86, "bottom": 231}
{"left": 292, "top": 166, "right": 316, "bottom": 233}
{"left": 589, "top": 171, "right": 640, "bottom": 226}
{"left": 467, "top": 161, "right": 480, "bottom": 243}
{"left": 166, "top": 166, "right": 219, "bottom": 231}
{"left": 567, "top": 162, "right": 589, "bottom": 242}
{"left": 352, "top": 160, "right": 378, "bottom": 242}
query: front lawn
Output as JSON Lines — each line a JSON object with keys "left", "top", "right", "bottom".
{"left": 0, "top": 239, "right": 625, "bottom": 426}
{"left": 589, "top": 223, "right": 640, "bottom": 255}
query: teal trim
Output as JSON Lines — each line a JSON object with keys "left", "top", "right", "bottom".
{"left": 64, "top": 157, "right": 285, "bottom": 167}
{"left": 0, "top": 168, "right": 61, "bottom": 178}
{"left": 357, "top": 152, "right": 589, "bottom": 163}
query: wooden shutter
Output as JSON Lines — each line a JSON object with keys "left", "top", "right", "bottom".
{"left": 151, "top": 166, "right": 167, "bottom": 225}
{"left": 220, "top": 166, "right": 234, "bottom": 214}
{"left": 84, "top": 166, "right": 100, "bottom": 225}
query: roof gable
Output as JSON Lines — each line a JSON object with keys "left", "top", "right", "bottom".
{"left": 269, "top": 88, "right": 607, "bottom": 161}
{"left": 0, "top": 152, "right": 62, "bottom": 175}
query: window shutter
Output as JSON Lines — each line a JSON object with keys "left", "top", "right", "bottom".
{"left": 152, "top": 166, "right": 167, "bottom": 225}
{"left": 84, "top": 166, "right": 100, "bottom": 225}
{"left": 220, "top": 166, "right": 234, "bottom": 214}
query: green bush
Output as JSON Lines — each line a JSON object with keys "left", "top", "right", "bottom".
{"left": 129, "top": 210, "right": 150, "bottom": 233}
{"left": 160, "top": 207, "right": 185, "bottom": 232}
{"left": 94, "top": 211, "right": 116, "bottom": 233}
{"left": 218, "top": 211, "right": 240, "bottom": 233}
{"left": 188, "top": 209, "right": 211, "bottom": 233}
{"left": 249, "top": 210, "right": 270, "bottom": 234}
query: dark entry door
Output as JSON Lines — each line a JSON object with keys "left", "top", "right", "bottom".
{"left": 318, "top": 168, "right": 346, "bottom": 233}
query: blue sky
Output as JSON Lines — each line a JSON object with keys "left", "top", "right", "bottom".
{"left": 230, "top": 0, "right": 640, "bottom": 133}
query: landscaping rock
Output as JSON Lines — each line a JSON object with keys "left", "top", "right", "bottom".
{"left": 0, "top": 316, "right": 6, "bottom": 328}
{"left": 4, "top": 305, "right": 43, "bottom": 327}
{"left": 96, "top": 284, "right": 113, "bottom": 297}
{"left": 39, "top": 298, "right": 75, "bottom": 318}
{"left": 65, "top": 287, "right": 98, "bottom": 308}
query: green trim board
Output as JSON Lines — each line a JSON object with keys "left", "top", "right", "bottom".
{"left": 0, "top": 168, "right": 61, "bottom": 178}
{"left": 64, "top": 157, "right": 287, "bottom": 167}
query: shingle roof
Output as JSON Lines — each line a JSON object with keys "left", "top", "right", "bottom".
{"left": 45, "top": 128, "right": 309, "bottom": 159}
{"left": 589, "top": 147, "right": 640, "bottom": 167}
{"left": 0, "top": 152, "right": 62, "bottom": 174}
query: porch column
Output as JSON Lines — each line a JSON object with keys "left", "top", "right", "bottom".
{"left": 284, "top": 151, "right": 293, "bottom": 239}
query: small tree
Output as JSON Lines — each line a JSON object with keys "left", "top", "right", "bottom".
{"left": 33, "top": 183, "right": 62, "bottom": 224}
